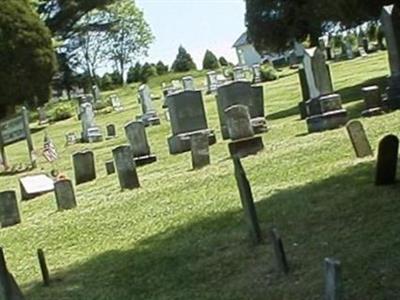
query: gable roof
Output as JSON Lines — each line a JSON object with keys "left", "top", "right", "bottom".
{"left": 232, "top": 32, "right": 250, "bottom": 48}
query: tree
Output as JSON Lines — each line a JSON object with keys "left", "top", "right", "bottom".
{"left": 219, "top": 56, "right": 229, "bottom": 66}
{"left": 105, "top": 0, "right": 154, "bottom": 84}
{"left": 172, "top": 46, "right": 197, "bottom": 72}
{"left": 140, "top": 63, "right": 157, "bottom": 83}
{"left": 245, "top": 0, "right": 395, "bottom": 52}
{"left": 0, "top": 0, "right": 56, "bottom": 117}
{"left": 202, "top": 50, "right": 220, "bottom": 70}
{"left": 127, "top": 62, "right": 142, "bottom": 83}
{"left": 156, "top": 61, "right": 169, "bottom": 75}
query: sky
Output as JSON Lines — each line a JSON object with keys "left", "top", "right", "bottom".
{"left": 135, "top": 0, "right": 247, "bottom": 68}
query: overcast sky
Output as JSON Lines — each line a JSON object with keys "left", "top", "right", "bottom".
{"left": 135, "top": 0, "right": 247, "bottom": 68}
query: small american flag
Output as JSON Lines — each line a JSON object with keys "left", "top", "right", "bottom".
{"left": 43, "top": 133, "right": 58, "bottom": 162}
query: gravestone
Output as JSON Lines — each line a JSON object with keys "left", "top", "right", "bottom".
{"left": 92, "top": 85, "right": 101, "bottom": 102}
{"left": 206, "top": 71, "right": 218, "bottom": 94}
{"left": 298, "top": 66, "right": 310, "bottom": 119}
{"left": 72, "top": 151, "right": 96, "bottom": 185}
{"left": 37, "top": 107, "right": 49, "bottom": 125}
{"left": 361, "top": 86, "right": 385, "bottom": 117}
{"left": 112, "top": 145, "right": 140, "bottom": 190}
{"left": 80, "top": 102, "right": 102, "bottom": 142}
{"left": 0, "top": 191, "right": 21, "bottom": 228}
{"left": 65, "top": 133, "right": 78, "bottom": 146}
{"left": 182, "top": 76, "right": 195, "bottom": 91}
{"left": 106, "top": 124, "right": 117, "bottom": 139}
{"left": 0, "top": 248, "right": 25, "bottom": 300}
{"left": 37, "top": 249, "right": 50, "bottom": 286}
{"left": 381, "top": 5, "right": 400, "bottom": 110}
{"left": 346, "top": 121, "right": 373, "bottom": 158}
{"left": 252, "top": 64, "right": 262, "bottom": 83}
{"left": 54, "top": 179, "right": 77, "bottom": 210}
{"left": 324, "top": 258, "right": 343, "bottom": 300}
{"left": 270, "top": 228, "right": 289, "bottom": 274}
{"left": 167, "top": 90, "right": 216, "bottom": 154}
{"left": 190, "top": 132, "right": 210, "bottom": 170}
{"left": 110, "top": 94, "right": 124, "bottom": 112}
{"left": 226, "top": 105, "right": 264, "bottom": 158}
{"left": 216, "top": 81, "right": 267, "bottom": 139}
{"left": 375, "top": 134, "right": 399, "bottom": 185}
{"left": 19, "top": 175, "right": 54, "bottom": 201}
{"left": 136, "top": 84, "right": 160, "bottom": 126}
{"left": 233, "top": 66, "right": 246, "bottom": 81}
{"left": 124, "top": 121, "right": 156, "bottom": 166}
{"left": 345, "top": 42, "right": 354, "bottom": 59}
{"left": 233, "top": 157, "right": 262, "bottom": 244}
{"left": 105, "top": 160, "right": 115, "bottom": 175}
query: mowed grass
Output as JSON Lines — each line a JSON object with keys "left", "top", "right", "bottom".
{"left": 1, "top": 51, "right": 400, "bottom": 299}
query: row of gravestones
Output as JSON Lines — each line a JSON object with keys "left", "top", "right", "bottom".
{"left": 297, "top": 4, "right": 400, "bottom": 134}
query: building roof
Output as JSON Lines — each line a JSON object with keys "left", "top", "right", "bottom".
{"left": 232, "top": 32, "right": 250, "bottom": 48}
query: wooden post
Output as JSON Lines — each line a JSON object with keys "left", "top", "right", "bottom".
{"left": 37, "top": 249, "right": 50, "bottom": 286}
{"left": 21, "top": 107, "right": 36, "bottom": 169}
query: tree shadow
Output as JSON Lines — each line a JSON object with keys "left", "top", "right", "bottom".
{"left": 23, "top": 161, "right": 400, "bottom": 300}
{"left": 268, "top": 75, "right": 388, "bottom": 121}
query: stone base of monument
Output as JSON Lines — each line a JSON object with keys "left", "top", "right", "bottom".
{"left": 168, "top": 130, "right": 217, "bottom": 155}
{"left": 228, "top": 136, "right": 264, "bottom": 159}
{"left": 306, "top": 109, "right": 348, "bottom": 133}
{"left": 251, "top": 117, "right": 268, "bottom": 134}
{"left": 136, "top": 113, "right": 161, "bottom": 127}
{"left": 361, "top": 107, "right": 385, "bottom": 117}
{"left": 298, "top": 102, "right": 308, "bottom": 119}
{"left": 134, "top": 154, "right": 157, "bottom": 166}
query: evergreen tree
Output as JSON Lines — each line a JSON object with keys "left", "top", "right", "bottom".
{"left": 202, "top": 50, "right": 220, "bottom": 70}
{"left": 127, "top": 62, "right": 142, "bottom": 83}
{"left": 140, "top": 62, "right": 158, "bottom": 83}
{"left": 156, "top": 61, "right": 169, "bottom": 75}
{"left": 171, "top": 46, "right": 196, "bottom": 72}
{"left": 0, "top": 0, "right": 56, "bottom": 117}
{"left": 219, "top": 56, "right": 229, "bottom": 66}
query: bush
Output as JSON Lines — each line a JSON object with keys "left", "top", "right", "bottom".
{"left": 156, "top": 61, "right": 169, "bottom": 75}
{"left": 51, "top": 103, "right": 74, "bottom": 122}
{"left": 172, "top": 46, "right": 196, "bottom": 72}
{"left": 219, "top": 56, "right": 229, "bottom": 66}
{"left": 202, "top": 50, "right": 219, "bottom": 70}
{"left": 260, "top": 64, "right": 279, "bottom": 81}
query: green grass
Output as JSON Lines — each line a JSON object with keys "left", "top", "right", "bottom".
{"left": 1, "top": 51, "right": 400, "bottom": 299}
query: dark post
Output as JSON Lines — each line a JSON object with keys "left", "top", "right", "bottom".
{"left": 324, "top": 258, "right": 343, "bottom": 300}
{"left": 270, "top": 228, "right": 289, "bottom": 274}
{"left": 375, "top": 134, "right": 399, "bottom": 185}
{"left": 0, "top": 247, "right": 11, "bottom": 299}
{"left": 37, "top": 249, "right": 50, "bottom": 286}
{"left": 22, "top": 107, "right": 36, "bottom": 168}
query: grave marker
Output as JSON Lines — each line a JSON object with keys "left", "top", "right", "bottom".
{"left": 233, "top": 66, "right": 246, "bottom": 81}
{"left": 0, "top": 191, "right": 21, "bottom": 228}
{"left": 105, "top": 160, "right": 115, "bottom": 175}
{"left": 375, "top": 135, "right": 399, "bottom": 185}
{"left": 324, "top": 258, "right": 343, "bottom": 300}
{"left": 252, "top": 64, "right": 262, "bottom": 83}
{"left": 124, "top": 121, "right": 156, "bottom": 166}
{"left": 182, "top": 76, "right": 195, "bottom": 91}
{"left": 37, "top": 249, "right": 50, "bottom": 286}
{"left": 270, "top": 228, "right": 289, "bottom": 274}
{"left": 106, "top": 124, "right": 117, "bottom": 139}
{"left": 137, "top": 85, "right": 160, "bottom": 126}
{"left": 190, "top": 132, "right": 210, "bottom": 169}
{"left": 361, "top": 86, "right": 384, "bottom": 117}
{"left": 54, "top": 179, "right": 77, "bottom": 210}
{"left": 346, "top": 121, "right": 373, "bottom": 158}
{"left": 206, "top": 71, "right": 218, "bottom": 93}
{"left": 19, "top": 175, "right": 54, "bottom": 201}
{"left": 112, "top": 145, "right": 140, "bottom": 190}
{"left": 73, "top": 151, "right": 96, "bottom": 185}
{"left": 80, "top": 102, "right": 102, "bottom": 143}
{"left": 0, "top": 248, "right": 25, "bottom": 300}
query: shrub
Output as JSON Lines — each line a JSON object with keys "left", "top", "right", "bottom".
{"left": 171, "top": 46, "right": 196, "bottom": 72}
{"left": 202, "top": 50, "right": 219, "bottom": 70}
{"left": 219, "top": 56, "right": 229, "bottom": 66}
{"left": 260, "top": 64, "right": 279, "bottom": 81}
{"left": 51, "top": 103, "right": 74, "bottom": 122}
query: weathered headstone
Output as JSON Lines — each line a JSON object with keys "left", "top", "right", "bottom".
{"left": 80, "top": 102, "right": 102, "bottom": 142}
{"left": 190, "top": 132, "right": 210, "bottom": 169}
{"left": 72, "top": 151, "right": 96, "bottom": 185}
{"left": 252, "top": 64, "right": 262, "bottom": 83}
{"left": 270, "top": 228, "right": 289, "bottom": 274}
{"left": 54, "top": 179, "right": 77, "bottom": 210}
{"left": 226, "top": 105, "right": 264, "bottom": 158}
{"left": 346, "top": 121, "right": 373, "bottom": 158}
{"left": 0, "top": 248, "right": 25, "bottom": 300}
{"left": 136, "top": 84, "right": 160, "bottom": 126}
{"left": 381, "top": 5, "right": 400, "bottom": 110}
{"left": 92, "top": 85, "right": 101, "bottom": 102}
{"left": 105, "top": 160, "right": 115, "bottom": 175}
{"left": 106, "top": 124, "right": 117, "bottom": 139}
{"left": 345, "top": 42, "right": 354, "bottom": 59}
{"left": 361, "top": 86, "right": 384, "bottom": 117}
{"left": 182, "top": 76, "right": 195, "bottom": 91}
{"left": 0, "top": 191, "right": 21, "bottom": 228}
{"left": 375, "top": 135, "right": 399, "bottom": 185}
{"left": 233, "top": 156, "right": 262, "bottom": 244}
{"left": 65, "top": 133, "right": 78, "bottom": 146}
{"left": 324, "top": 258, "right": 343, "bottom": 300}
{"left": 112, "top": 145, "right": 140, "bottom": 190}
{"left": 37, "top": 107, "right": 49, "bottom": 125}
{"left": 167, "top": 90, "right": 216, "bottom": 154}
{"left": 206, "top": 71, "right": 218, "bottom": 94}
{"left": 124, "top": 121, "right": 156, "bottom": 166}
{"left": 216, "top": 81, "right": 267, "bottom": 139}
{"left": 19, "top": 175, "right": 54, "bottom": 201}
{"left": 110, "top": 94, "right": 124, "bottom": 112}
{"left": 233, "top": 66, "right": 246, "bottom": 81}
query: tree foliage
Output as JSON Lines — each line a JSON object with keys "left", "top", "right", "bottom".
{"left": 219, "top": 56, "right": 229, "bottom": 66}
{"left": 172, "top": 46, "right": 196, "bottom": 72}
{"left": 202, "top": 50, "right": 220, "bottom": 70}
{"left": 156, "top": 61, "right": 169, "bottom": 75}
{"left": 0, "top": 0, "right": 56, "bottom": 116}
{"left": 245, "top": 0, "right": 397, "bottom": 52}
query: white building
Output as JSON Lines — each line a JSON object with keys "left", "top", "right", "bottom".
{"left": 233, "top": 32, "right": 263, "bottom": 67}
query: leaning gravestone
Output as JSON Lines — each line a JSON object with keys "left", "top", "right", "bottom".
{"left": 106, "top": 124, "right": 117, "bottom": 139}
{"left": 381, "top": 4, "right": 400, "bottom": 110}
{"left": 361, "top": 86, "right": 384, "bottom": 117}
{"left": 345, "top": 121, "right": 373, "bottom": 158}
{"left": 324, "top": 258, "right": 344, "bottom": 300}
{"left": 270, "top": 228, "right": 289, "bottom": 274}
{"left": 233, "top": 156, "right": 262, "bottom": 244}
{"left": 226, "top": 105, "right": 264, "bottom": 158}
{"left": 124, "top": 121, "right": 156, "bottom": 166}
{"left": 375, "top": 134, "right": 399, "bottom": 185}
{"left": 0, "top": 191, "right": 21, "bottom": 228}
{"left": 216, "top": 81, "right": 267, "bottom": 139}
{"left": 182, "top": 76, "right": 195, "bottom": 91}
{"left": 190, "top": 132, "right": 210, "bottom": 170}
{"left": 167, "top": 90, "right": 216, "bottom": 154}
{"left": 72, "top": 151, "right": 96, "bottom": 185}
{"left": 0, "top": 248, "right": 25, "bottom": 300}
{"left": 54, "top": 180, "right": 77, "bottom": 210}
{"left": 112, "top": 145, "right": 140, "bottom": 190}
{"left": 137, "top": 84, "right": 160, "bottom": 126}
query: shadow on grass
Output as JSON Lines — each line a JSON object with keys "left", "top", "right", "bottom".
{"left": 24, "top": 161, "right": 400, "bottom": 300}
{"left": 268, "top": 75, "right": 387, "bottom": 121}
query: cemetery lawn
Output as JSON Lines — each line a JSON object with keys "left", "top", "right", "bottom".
{"left": 1, "top": 51, "right": 400, "bottom": 299}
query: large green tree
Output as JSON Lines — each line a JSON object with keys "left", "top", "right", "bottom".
{"left": 172, "top": 46, "right": 196, "bottom": 72}
{"left": 0, "top": 0, "right": 56, "bottom": 117}
{"left": 245, "top": 0, "right": 396, "bottom": 52}
{"left": 202, "top": 50, "right": 220, "bottom": 70}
